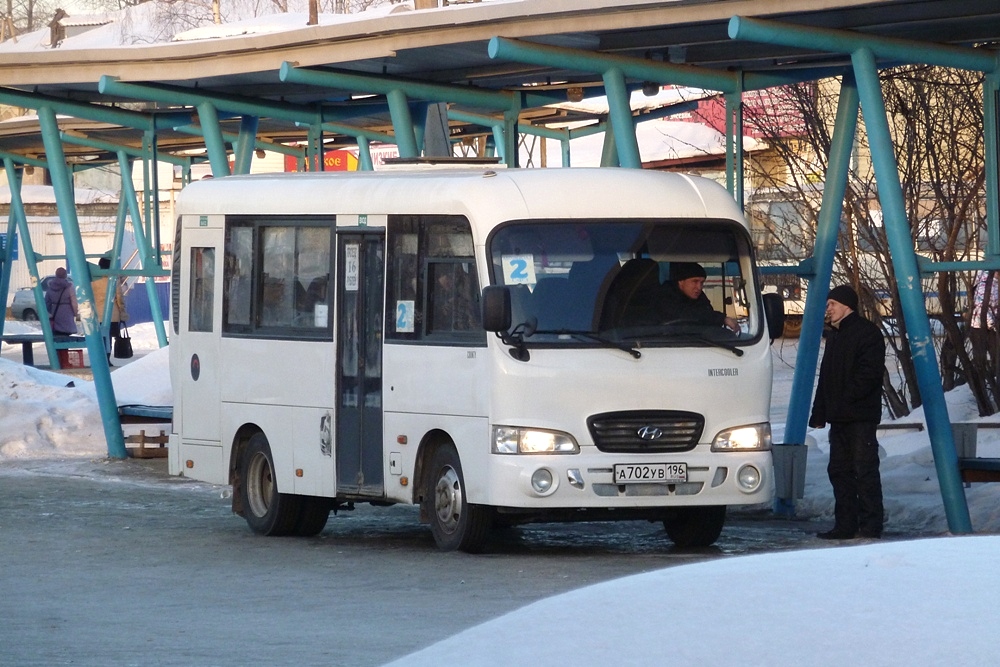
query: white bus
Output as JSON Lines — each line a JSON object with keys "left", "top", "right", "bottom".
{"left": 169, "top": 167, "right": 783, "bottom": 552}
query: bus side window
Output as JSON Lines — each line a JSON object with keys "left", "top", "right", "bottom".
{"left": 222, "top": 220, "right": 332, "bottom": 337}
{"left": 224, "top": 225, "right": 253, "bottom": 329}
{"left": 189, "top": 247, "right": 215, "bottom": 332}
{"left": 385, "top": 215, "right": 484, "bottom": 344}
{"left": 426, "top": 260, "right": 479, "bottom": 333}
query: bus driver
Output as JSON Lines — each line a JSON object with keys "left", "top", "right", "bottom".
{"left": 657, "top": 262, "right": 740, "bottom": 332}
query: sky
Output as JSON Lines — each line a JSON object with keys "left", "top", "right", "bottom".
{"left": 1, "top": 324, "right": 999, "bottom": 664}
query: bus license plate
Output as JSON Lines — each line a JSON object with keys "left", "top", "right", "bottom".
{"left": 614, "top": 463, "right": 687, "bottom": 484}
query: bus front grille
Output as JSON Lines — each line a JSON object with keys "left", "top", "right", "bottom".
{"left": 588, "top": 410, "right": 704, "bottom": 453}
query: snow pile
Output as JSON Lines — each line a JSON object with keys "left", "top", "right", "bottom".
{"left": 0, "top": 321, "right": 170, "bottom": 459}
{"left": 387, "top": 535, "right": 1000, "bottom": 665}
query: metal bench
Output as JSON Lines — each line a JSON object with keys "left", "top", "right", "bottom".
{"left": 117, "top": 404, "right": 173, "bottom": 425}
{"left": 951, "top": 422, "right": 1000, "bottom": 483}
{"left": 0, "top": 333, "right": 87, "bottom": 367}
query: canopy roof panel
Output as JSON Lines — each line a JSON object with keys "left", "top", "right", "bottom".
{"left": 1, "top": 0, "right": 998, "bottom": 161}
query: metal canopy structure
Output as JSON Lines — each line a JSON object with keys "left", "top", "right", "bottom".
{"left": 2, "top": 0, "right": 1000, "bottom": 533}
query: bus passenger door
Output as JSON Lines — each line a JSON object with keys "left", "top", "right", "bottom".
{"left": 336, "top": 232, "right": 385, "bottom": 497}
{"left": 178, "top": 227, "right": 222, "bottom": 445}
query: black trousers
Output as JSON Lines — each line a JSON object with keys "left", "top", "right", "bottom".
{"left": 828, "top": 421, "right": 884, "bottom": 535}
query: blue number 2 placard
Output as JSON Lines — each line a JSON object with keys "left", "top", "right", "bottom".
{"left": 501, "top": 254, "right": 536, "bottom": 286}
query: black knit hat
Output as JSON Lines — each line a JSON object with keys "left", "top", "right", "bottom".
{"left": 671, "top": 262, "right": 706, "bottom": 282}
{"left": 827, "top": 284, "right": 858, "bottom": 311}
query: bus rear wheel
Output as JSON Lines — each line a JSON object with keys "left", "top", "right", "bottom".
{"left": 239, "top": 432, "right": 302, "bottom": 536}
{"left": 662, "top": 505, "right": 726, "bottom": 548}
{"left": 424, "top": 444, "right": 492, "bottom": 553}
{"left": 295, "top": 498, "right": 331, "bottom": 537}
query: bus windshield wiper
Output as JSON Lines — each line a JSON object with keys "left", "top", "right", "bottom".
{"left": 534, "top": 329, "right": 641, "bottom": 359}
{"left": 659, "top": 330, "right": 744, "bottom": 357}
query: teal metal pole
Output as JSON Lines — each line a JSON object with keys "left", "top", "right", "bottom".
{"left": 307, "top": 122, "right": 323, "bottom": 171}
{"left": 600, "top": 127, "right": 619, "bottom": 167}
{"left": 729, "top": 16, "right": 997, "bottom": 74}
{"left": 59, "top": 132, "right": 188, "bottom": 165}
{"left": 985, "top": 70, "right": 1000, "bottom": 257}
{"left": 357, "top": 136, "right": 373, "bottom": 171}
{"left": 603, "top": 67, "right": 641, "bottom": 169}
{"left": 0, "top": 164, "right": 16, "bottom": 341}
{"left": 197, "top": 102, "right": 231, "bottom": 177}
{"left": 778, "top": 76, "right": 861, "bottom": 515}
{"left": 488, "top": 36, "right": 738, "bottom": 93}
{"left": 2, "top": 157, "right": 53, "bottom": 363}
{"left": 852, "top": 47, "right": 972, "bottom": 534}
{"left": 279, "top": 62, "right": 514, "bottom": 111}
{"left": 117, "top": 151, "right": 168, "bottom": 348}
{"left": 385, "top": 89, "right": 419, "bottom": 158}
{"left": 724, "top": 90, "right": 744, "bottom": 205}
{"left": 0, "top": 85, "right": 189, "bottom": 131}
{"left": 37, "top": 106, "right": 127, "bottom": 460}
{"left": 491, "top": 122, "right": 506, "bottom": 163}
{"left": 233, "top": 115, "right": 259, "bottom": 175}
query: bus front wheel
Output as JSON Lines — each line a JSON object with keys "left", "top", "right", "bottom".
{"left": 662, "top": 505, "right": 726, "bottom": 548}
{"left": 239, "top": 432, "right": 302, "bottom": 536}
{"left": 424, "top": 444, "right": 492, "bottom": 553}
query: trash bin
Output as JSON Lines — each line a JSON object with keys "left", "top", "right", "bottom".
{"left": 772, "top": 443, "right": 808, "bottom": 499}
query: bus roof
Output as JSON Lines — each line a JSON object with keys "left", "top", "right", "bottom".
{"left": 175, "top": 167, "right": 746, "bottom": 229}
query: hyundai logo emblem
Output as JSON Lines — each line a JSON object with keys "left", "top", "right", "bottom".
{"left": 637, "top": 426, "right": 663, "bottom": 440}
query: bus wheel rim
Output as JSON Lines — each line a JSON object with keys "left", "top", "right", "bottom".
{"left": 433, "top": 466, "right": 462, "bottom": 534}
{"left": 247, "top": 452, "right": 273, "bottom": 518}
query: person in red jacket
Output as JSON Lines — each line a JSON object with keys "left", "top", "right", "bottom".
{"left": 809, "top": 284, "right": 886, "bottom": 540}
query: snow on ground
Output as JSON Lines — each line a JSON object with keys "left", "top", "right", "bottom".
{"left": 0, "top": 320, "right": 169, "bottom": 459}
{"left": 2, "top": 323, "right": 999, "bottom": 664}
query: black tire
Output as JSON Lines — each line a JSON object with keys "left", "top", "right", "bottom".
{"left": 295, "top": 498, "right": 331, "bottom": 537}
{"left": 22, "top": 309, "right": 37, "bottom": 321}
{"left": 424, "top": 443, "right": 492, "bottom": 553}
{"left": 239, "top": 432, "right": 301, "bottom": 536}
{"left": 663, "top": 505, "right": 727, "bottom": 548}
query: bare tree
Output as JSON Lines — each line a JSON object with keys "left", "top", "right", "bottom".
{"left": 4, "top": 0, "right": 57, "bottom": 35}
{"left": 733, "top": 66, "right": 991, "bottom": 416}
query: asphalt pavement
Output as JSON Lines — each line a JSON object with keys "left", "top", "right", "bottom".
{"left": 0, "top": 456, "right": 824, "bottom": 667}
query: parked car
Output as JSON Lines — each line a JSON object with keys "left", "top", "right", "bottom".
{"left": 8, "top": 276, "right": 55, "bottom": 321}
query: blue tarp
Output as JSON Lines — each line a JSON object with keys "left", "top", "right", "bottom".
{"left": 124, "top": 280, "right": 170, "bottom": 324}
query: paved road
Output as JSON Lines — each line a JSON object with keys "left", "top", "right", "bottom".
{"left": 0, "top": 457, "right": 820, "bottom": 667}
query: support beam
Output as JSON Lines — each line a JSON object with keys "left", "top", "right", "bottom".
{"left": 0, "top": 86, "right": 189, "bottom": 131}
{"left": 985, "top": 70, "right": 1000, "bottom": 257}
{"left": 385, "top": 89, "right": 419, "bottom": 158}
{"left": 37, "top": 106, "right": 126, "bottom": 460}
{"left": 780, "top": 75, "right": 861, "bottom": 513}
{"left": 852, "top": 47, "right": 972, "bottom": 534}
{"left": 279, "top": 62, "right": 514, "bottom": 111}
{"left": 116, "top": 152, "right": 168, "bottom": 348}
{"left": 196, "top": 102, "right": 231, "bottom": 177}
{"left": 59, "top": 132, "right": 188, "bottom": 165}
{"left": 489, "top": 36, "right": 737, "bottom": 93}
{"left": 729, "top": 16, "right": 998, "bottom": 74}
{"left": 724, "top": 90, "right": 744, "bottom": 206}
{"left": 232, "top": 115, "right": 260, "bottom": 175}
{"left": 602, "top": 67, "right": 641, "bottom": 168}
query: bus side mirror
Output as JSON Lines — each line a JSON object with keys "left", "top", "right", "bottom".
{"left": 762, "top": 292, "right": 785, "bottom": 343}
{"left": 481, "top": 285, "right": 512, "bottom": 333}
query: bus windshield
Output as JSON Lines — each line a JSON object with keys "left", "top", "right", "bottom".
{"left": 487, "top": 219, "right": 762, "bottom": 347}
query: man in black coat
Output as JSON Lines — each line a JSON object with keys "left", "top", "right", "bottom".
{"left": 658, "top": 262, "right": 739, "bottom": 332}
{"left": 809, "top": 284, "right": 886, "bottom": 539}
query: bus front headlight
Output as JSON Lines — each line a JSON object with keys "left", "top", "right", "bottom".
{"left": 493, "top": 426, "right": 579, "bottom": 454}
{"left": 711, "top": 423, "right": 772, "bottom": 452}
